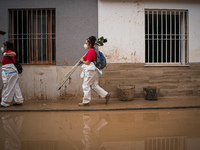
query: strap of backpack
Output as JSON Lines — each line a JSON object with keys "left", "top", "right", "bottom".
{"left": 89, "top": 48, "right": 97, "bottom": 65}
{"left": 8, "top": 56, "right": 16, "bottom": 65}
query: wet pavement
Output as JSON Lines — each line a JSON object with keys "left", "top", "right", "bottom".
{"left": 0, "top": 96, "right": 200, "bottom": 150}
{"left": 0, "top": 109, "right": 200, "bottom": 150}
{"left": 0, "top": 96, "right": 199, "bottom": 111}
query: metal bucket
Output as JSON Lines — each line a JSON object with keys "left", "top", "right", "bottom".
{"left": 118, "top": 85, "right": 135, "bottom": 101}
{"left": 143, "top": 86, "right": 160, "bottom": 100}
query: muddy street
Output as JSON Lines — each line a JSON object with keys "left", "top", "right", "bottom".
{"left": 0, "top": 108, "right": 200, "bottom": 150}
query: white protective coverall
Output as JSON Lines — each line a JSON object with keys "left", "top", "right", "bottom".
{"left": 1, "top": 64, "right": 24, "bottom": 107}
{"left": 81, "top": 62, "right": 108, "bottom": 104}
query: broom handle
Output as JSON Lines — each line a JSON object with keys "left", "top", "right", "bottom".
{"left": 64, "top": 52, "right": 87, "bottom": 77}
{"left": 58, "top": 62, "right": 81, "bottom": 90}
{"left": 58, "top": 52, "right": 87, "bottom": 90}
{"left": 62, "top": 60, "right": 81, "bottom": 83}
{"left": 64, "top": 60, "right": 80, "bottom": 77}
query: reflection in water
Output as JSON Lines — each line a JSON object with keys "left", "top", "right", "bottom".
{"left": 145, "top": 137, "right": 186, "bottom": 150}
{"left": 1, "top": 115, "right": 23, "bottom": 150}
{"left": 82, "top": 114, "right": 108, "bottom": 150}
{"left": 0, "top": 109, "right": 199, "bottom": 150}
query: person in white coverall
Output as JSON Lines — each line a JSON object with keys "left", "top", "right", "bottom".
{"left": 0, "top": 41, "right": 24, "bottom": 107}
{"left": 79, "top": 36, "right": 111, "bottom": 106}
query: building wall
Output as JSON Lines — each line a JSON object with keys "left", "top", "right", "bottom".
{"left": 0, "top": 0, "right": 98, "bottom": 100}
{"left": 98, "top": 0, "right": 200, "bottom": 99}
{"left": 0, "top": 0, "right": 199, "bottom": 100}
{"left": 18, "top": 65, "right": 83, "bottom": 100}
{"left": 0, "top": 0, "right": 98, "bottom": 66}
{"left": 100, "top": 63, "right": 200, "bottom": 99}
{"left": 98, "top": 0, "right": 200, "bottom": 63}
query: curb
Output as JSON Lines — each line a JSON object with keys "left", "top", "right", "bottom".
{"left": 0, "top": 105, "right": 200, "bottom": 112}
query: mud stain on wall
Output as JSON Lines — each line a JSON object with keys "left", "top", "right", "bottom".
{"left": 104, "top": 48, "right": 142, "bottom": 63}
{"left": 34, "top": 71, "right": 44, "bottom": 75}
{"left": 132, "top": 0, "right": 144, "bottom": 25}
{"left": 104, "top": 48, "right": 120, "bottom": 62}
{"left": 131, "top": 51, "right": 142, "bottom": 63}
{"left": 64, "top": 60, "right": 69, "bottom": 66}
{"left": 40, "top": 78, "right": 46, "bottom": 100}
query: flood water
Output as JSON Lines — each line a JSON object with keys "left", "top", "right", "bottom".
{"left": 0, "top": 109, "right": 200, "bottom": 150}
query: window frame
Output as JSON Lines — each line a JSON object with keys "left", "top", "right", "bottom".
{"left": 144, "top": 9, "right": 189, "bottom": 66}
{"left": 8, "top": 8, "right": 56, "bottom": 65}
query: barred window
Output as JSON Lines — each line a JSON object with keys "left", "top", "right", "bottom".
{"left": 9, "top": 9, "right": 56, "bottom": 64}
{"left": 145, "top": 9, "right": 188, "bottom": 65}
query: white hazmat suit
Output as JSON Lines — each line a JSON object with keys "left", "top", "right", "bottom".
{"left": 1, "top": 64, "right": 24, "bottom": 107}
{"left": 81, "top": 62, "right": 108, "bottom": 104}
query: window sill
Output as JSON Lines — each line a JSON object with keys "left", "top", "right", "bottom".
{"left": 145, "top": 63, "right": 190, "bottom": 67}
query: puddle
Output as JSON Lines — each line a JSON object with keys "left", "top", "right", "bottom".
{"left": 0, "top": 109, "right": 200, "bottom": 150}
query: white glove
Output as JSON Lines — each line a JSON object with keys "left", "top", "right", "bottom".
{"left": 3, "top": 52, "right": 7, "bottom": 56}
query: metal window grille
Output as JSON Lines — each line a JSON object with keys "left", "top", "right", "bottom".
{"left": 8, "top": 9, "right": 56, "bottom": 64}
{"left": 145, "top": 9, "right": 188, "bottom": 65}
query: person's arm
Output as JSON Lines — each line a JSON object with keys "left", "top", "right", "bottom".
{"left": 3, "top": 51, "right": 16, "bottom": 57}
{"left": 81, "top": 56, "right": 91, "bottom": 65}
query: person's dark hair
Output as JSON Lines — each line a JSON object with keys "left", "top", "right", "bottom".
{"left": 3, "top": 41, "right": 14, "bottom": 50}
{"left": 87, "top": 36, "right": 96, "bottom": 48}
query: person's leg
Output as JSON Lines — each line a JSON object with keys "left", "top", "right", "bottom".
{"left": 82, "top": 76, "right": 92, "bottom": 104}
{"left": 91, "top": 72, "right": 111, "bottom": 104}
{"left": 1, "top": 73, "right": 17, "bottom": 107}
{"left": 81, "top": 71, "right": 97, "bottom": 105}
{"left": 91, "top": 79, "right": 108, "bottom": 98}
{"left": 13, "top": 80, "right": 24, "bottom": 105}
{"left": 80, "top": 70, "right": 105, "bottom": 106}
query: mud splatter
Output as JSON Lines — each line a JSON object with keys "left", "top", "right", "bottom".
{"left": 64, "top": 60, "right": 69, "bottom": 66}
{"left": 34, "top": 71, "right": 44, "bottom": 75}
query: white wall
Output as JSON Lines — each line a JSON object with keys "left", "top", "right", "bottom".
{"left": 98, "top": 0, "right": 200, "bottom": 63}
{"left": 18, "top": 66, "right": 83, "bottom": 100}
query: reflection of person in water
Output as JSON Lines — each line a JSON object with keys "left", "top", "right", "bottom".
{"left": 1, "top": 115, "right": 23, "bottom": 150}
{"left": 82, "top": 114, "right": 109, "bottom": 150}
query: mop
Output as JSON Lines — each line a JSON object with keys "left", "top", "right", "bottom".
{"left": 58, "top": 36, "right": 107, "bottom": 90}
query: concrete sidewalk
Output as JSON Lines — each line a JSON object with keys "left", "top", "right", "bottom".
{"left": 0, "top": 96, "right": 200, "bottom": 111}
